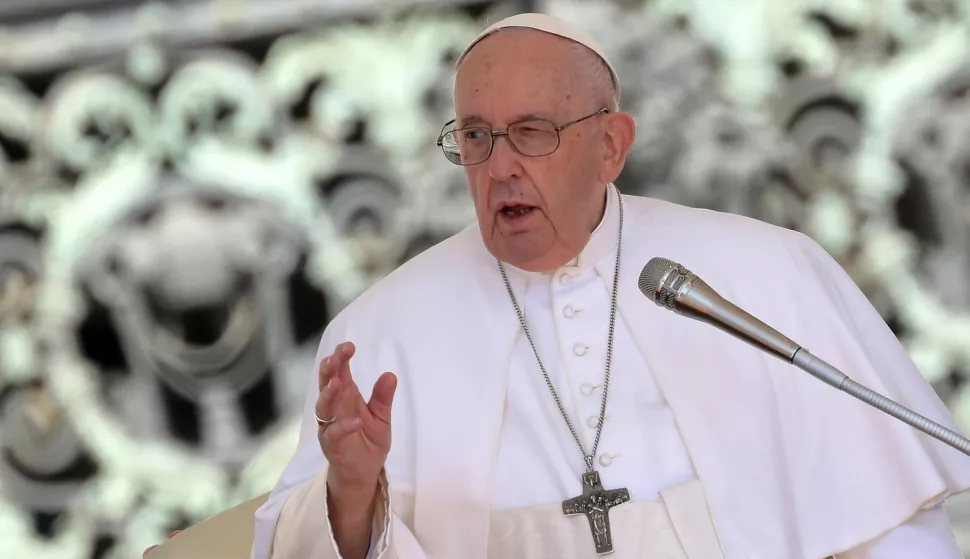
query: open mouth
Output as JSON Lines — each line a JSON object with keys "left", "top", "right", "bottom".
{"left": 500, "top": 204, "right": 537, "bottom": 218}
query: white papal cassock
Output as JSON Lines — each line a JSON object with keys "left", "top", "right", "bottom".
{"left": 251, "top": 186, "right": 970, "bottom": 559}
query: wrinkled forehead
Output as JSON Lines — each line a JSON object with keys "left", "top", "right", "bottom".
{"left": 453, "top": 31, "right": 581, "bottom": 124}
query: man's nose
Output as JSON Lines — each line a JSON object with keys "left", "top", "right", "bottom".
{"left": 488, "top": 136, "right": 523, "bottom": 181}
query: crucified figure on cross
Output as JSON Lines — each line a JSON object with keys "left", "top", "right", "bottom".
{"left": 562, "top": 470, "right": 631, "bottom": 554}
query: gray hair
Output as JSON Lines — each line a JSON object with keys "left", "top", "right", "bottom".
{"left": 569, "top": 41, "right": 620, "bottom": 112}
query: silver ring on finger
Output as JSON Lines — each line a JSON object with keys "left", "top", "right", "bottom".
{"left": 315, "top": 412, "right": 337, "bottom": 427}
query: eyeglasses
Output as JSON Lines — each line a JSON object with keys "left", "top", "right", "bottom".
{"left": 436, "top": 108, "right": 609, "bottom": 166}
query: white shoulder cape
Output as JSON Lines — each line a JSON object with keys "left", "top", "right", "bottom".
{"left": 254, "top": 194, "right": 970, "bottom": 559}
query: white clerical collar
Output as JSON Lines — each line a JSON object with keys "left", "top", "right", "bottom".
{"left": 502, "top": 184, "right": 620, "bottom": 279}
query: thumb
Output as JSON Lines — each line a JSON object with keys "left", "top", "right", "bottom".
{"left": 367, "top": 372, "right": 397, "bottom": 423}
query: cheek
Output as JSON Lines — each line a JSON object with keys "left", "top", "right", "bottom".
{"left": 464, "top": 170, "right": 491, "bottom": 213}
{"left": 536, "top": 150, "right": 597, "bottom": 218}
{"left": 558, "top": 141, "right": 600, "bottom": 185}
{"left": 525, "top": 159, "right": 570, "bottom": 207}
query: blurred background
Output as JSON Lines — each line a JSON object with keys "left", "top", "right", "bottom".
{"left": 1, "top": 0, "right": 969, "bottom": 557}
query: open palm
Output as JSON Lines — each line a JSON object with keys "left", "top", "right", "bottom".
{"left": 316, "top": 342, "right": 397, "bottom": 491}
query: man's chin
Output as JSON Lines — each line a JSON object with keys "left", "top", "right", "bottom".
{"left": 489, "top": 242, "right": 571, "bottom": 274}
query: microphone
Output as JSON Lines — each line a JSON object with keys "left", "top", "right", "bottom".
{"left": 637, "top": 257, "right": 970, "bottom": 457}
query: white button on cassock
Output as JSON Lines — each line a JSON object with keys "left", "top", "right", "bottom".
{"left": 598, "top": 454, "right": 615, "bottom": 467}
{"left": 558, "top": 273, "right": 572, "bottom": 286}
{"left": 580, "top": 383, "right": 597, "bottom": 395}
{"left": 573, "top": 343, "right": 588, "bottom": 356}
{"left": 587, "top": 416, "right": 600, "bottom": 428}
{"left": 562, "top": 305, "right": 578, "bottom": 318}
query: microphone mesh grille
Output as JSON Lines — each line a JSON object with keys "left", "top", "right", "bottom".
{"left": 637, "top": 257, "right": 678, "bottom": 301}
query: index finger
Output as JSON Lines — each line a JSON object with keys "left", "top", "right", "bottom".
{"left": 318, "top": 352, "right": 337, "bottom": 392}
{"left": 317, "top": 342, "right": 354, "bottom": 391}
{"left": 337, "top": 342, "right": 356, "bottom": 382}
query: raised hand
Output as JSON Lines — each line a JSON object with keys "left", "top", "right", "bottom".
{"left": 316, "top": 341, "right": 397, "bottom": 496}
{"left": 316, "top": 342, "right": 397, "bottom": 559}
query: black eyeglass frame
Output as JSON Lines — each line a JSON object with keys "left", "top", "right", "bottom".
{"left": 436, "top": 108, "right": 610, "bottom": 166}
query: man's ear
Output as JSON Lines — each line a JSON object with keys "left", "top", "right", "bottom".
{"left": 599, "top": 111, "right": 636, "bottom": 184}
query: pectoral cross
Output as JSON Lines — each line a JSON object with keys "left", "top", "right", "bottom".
{"left": 562, "top": 470, "right": 631, "bottom": 554}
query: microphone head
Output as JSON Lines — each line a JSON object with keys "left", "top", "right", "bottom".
{"left": 638, "top": 257, "right": 698, "bottom": 310}
{"left": 637, "top": 257, "right": 679, "bottom": 302}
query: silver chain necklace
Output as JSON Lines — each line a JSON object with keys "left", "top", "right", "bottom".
{"left": 497, "top": 185, "right": 630, "bottom": 555}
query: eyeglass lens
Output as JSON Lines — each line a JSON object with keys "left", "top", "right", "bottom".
{"left": 440, "top": 120, "right": 560, "bottom": 165}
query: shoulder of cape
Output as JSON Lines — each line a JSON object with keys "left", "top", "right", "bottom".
{"left": 620, "top": 193, "right": 822, "bottom": 271}
{"left": 619, "top": 193, "right": 848, "bottom": 337}
{"left": 623, "top": 193, "right": 804, "bottom": 239}
{"left": 323, "top": 223, "right": 498, "bottom": 336}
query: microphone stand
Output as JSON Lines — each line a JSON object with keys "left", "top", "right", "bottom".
{"left": 791, "top": 348, "right": 970, "bottom": 456}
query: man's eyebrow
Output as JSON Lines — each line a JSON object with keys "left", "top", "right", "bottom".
{"left": 458, "top": 115, "right": 486, "bottom": 127}
{"left": 458, "top": 113, "right": 554, "bottom": 128}
{"left": 514, "top": 113, "right": 552, "bottom": 122}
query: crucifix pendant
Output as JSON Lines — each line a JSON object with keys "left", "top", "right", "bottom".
{"left": 562, "top": 470, "right": 631, "bottom": 554}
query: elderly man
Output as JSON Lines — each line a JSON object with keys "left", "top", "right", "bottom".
{"left": 251, "top": 13, "right": 970, "bottom": 559}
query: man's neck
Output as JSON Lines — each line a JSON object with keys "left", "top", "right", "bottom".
{"left": 540, "top": 184, "right": 614, "bottom": 272}
{"left": 588, "top": 184, "right": 610, "bottom": 235}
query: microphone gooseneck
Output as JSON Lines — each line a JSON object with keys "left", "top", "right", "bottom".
{"left": 637, "top": 257, "right": 970, "bottom": 457}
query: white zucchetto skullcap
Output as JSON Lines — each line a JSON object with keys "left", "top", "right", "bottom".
{"left": 455, "top": 12, "right": 620, "bottom": 102}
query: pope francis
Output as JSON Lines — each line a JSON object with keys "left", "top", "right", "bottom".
{"left": 249, "top": 12, "right": 970, "bottom": 559}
